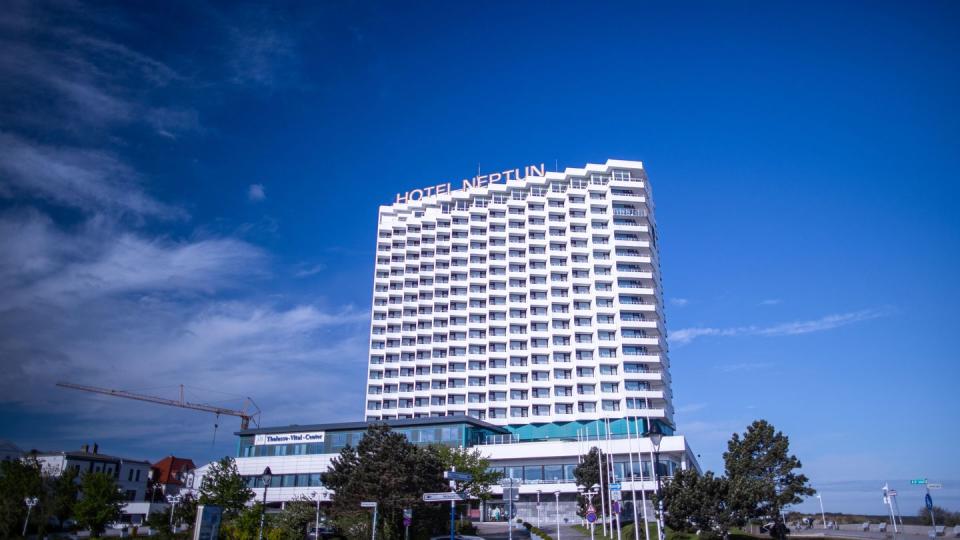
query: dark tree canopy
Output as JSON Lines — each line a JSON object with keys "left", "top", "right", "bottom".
{"left": 0, "top": 458, "right": 43, "bottom": 538}
{"left": 661, "top": 469, "right": 732, "bottom": 540}
{"left": 724, "top": 420, "right": 815, "bottom": 539}
{"left": 574, "top": 447, "right": 610, "bottom": 517}
{"left": 322, "top": 423, "right": 451, "bottom": 540}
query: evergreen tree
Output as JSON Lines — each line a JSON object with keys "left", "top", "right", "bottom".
{"left": 573, "top": 447, "right": 607, "bottom": 518}
{"left": 199, "top": 457, "right": 255, "bottom": 518}
{"left": 661, "top": 469, "right": 732, "bottom": 540}
{"left": 724, "top": 420, "right": 815, "bottom": 540}
{"left": 74, "top": 472, "right": 124, "bottom": 536}
{"left": 322, "top": 423, "right": 449, "bottom": 540}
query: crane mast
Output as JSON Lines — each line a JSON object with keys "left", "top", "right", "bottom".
{"left": 57, "top": 382, "right": 261, "bottom": 429}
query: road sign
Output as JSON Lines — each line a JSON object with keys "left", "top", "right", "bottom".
{"left": 361, "top": 501, "right": 377, "bottom": 508}
{"left": 423, "top": 492, "right": 466, "bottom": 502}
{"left": 911, "top": 479, "right": 928, "bottom": 485}
{"left": 928, "top": 484, "right": 943, "bottom": 490}
{"left": 503, "top": 487, "right": 520, "bottom": 501}
{"left": 444, "top": 471, "right": 474, "bottom": 482}
{"left": 611, "top": 489, "right": 622, "bottom": 502}
{"left": 889, "top": 490, "right": 898, "bottom": 496}
{"left": 403, "top": 508, "right": 413, "bottom": 519}
{"left": 612, "top": 501, "right": 621, "bottom": 514}
{"left": 586, "top": 506, "right": 597, "bottom": 523}
{"left": 925, "top": 494, "right": 934, "bottom": 511}
{"left": 609, "top": 483, "right": 621, "bottom": 489}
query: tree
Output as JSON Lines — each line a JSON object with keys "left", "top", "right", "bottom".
{"left": 573, "top": 447, "right": 608, "bottom": 518}
{"left": 272, "top": 495, "right": 317, "bottom": 539}
{"left": 661, "top": 469, "right": 732, "bottom": 540}
{"left": 429, "top": 444, "right": 503, "bottom": 500}
{"left": 37, "top": 466, "right": 80, "bottom": 536}
{"left": 199, "top": 457, "right": 255, "bottom": 518}
{"left": 74, "top": 472, "right": 124, "bottom": 537}
{"left": 918, "top": 506, "right": 960, "bottom": 527}
{"left": 724, "top": 420, "right": 815, "bottom": 540}
{"left": 145, "top": 507, "right": 173, "bottom": 539}
{"left": 174, "top": 492, "right": 198, "bottom": 529}
{"left": 322, "top": 423, "right": 449, "bottom": 540}
{"left": 0, "top": 458, "right": 43, "bottom": 538}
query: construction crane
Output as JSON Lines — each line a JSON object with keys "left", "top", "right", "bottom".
{"left": 56, "top": 381, "right": 261, "bottom": 430}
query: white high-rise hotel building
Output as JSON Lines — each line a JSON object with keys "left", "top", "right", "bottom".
{"left": 365, "top": 159, "right": 672, "bottom": 436}
{"left": 229, "top": 159, "right": 697, "bottom": 523}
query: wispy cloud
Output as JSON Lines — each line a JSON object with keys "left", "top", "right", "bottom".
{"left": 718, "top": 362, "right": 774, "bottom": 373}
{"left": 294, "top": 263, "right": 327, "bottom": 277}
{"left": 670, "top": 308, "right": 890, "bottom": 345}
{"left": 248, "top": 183, "right": 266, "bottom": 201}
{"left": 670, "top": 298, "right": 689, "bottom": 307}
{"left": 0, "top": 133, "right": 184, "bottom": 219}
{"left": 760, "top": 299, "right": 782, "bottom": 306}
{"left": 675, "top": 402, "right": 708, "bottom": 414}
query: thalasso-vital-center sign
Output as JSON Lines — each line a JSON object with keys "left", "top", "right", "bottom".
{"left": 254, "top": 431, "right": 325, "bottom": 446}
{"left": 394, "top": 162, "right": 546, "bottom": 204}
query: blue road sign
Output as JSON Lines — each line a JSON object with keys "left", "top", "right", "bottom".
{"left": 444, "top": 471, "right": 474, "bottom": 482}
{"left": 925, "top": 494, "right": 934, "bottom": 511}
{"left": 609, "top": 483, "right": 621, "bottom": 489}
{"left": 586, "top": 510, "right": 597, "bottom": 523}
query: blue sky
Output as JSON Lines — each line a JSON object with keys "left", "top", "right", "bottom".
{"left": 1, "top": 0, "right": 957, "bottom": 515}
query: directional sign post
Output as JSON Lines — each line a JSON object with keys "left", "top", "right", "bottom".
{"left": 402, "top": 508, "right": 412, "bottom": 540}
{"left": 586, "top": 505, "right": 597, "bottom": 540}
{"left": 925, "top": 494, "right": 934, "bottom": 511}
{"left": 444, "top": 471, "right": 474, "bottom": 482}
{"left": 360, "top": 502, "right": 378, "bottom": 540}
{"left": 911, "top": 479, "right": 928, "bottom": 485}
{"left": 422, "top": 492, "right": 467, "bottom": 502}
{"left": 928, "top": 483, "right": 943, "bottom": 490}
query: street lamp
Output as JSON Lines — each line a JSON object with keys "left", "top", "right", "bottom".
{"left": 311, "top": 491, "right": 321, "bottom": 539}
{"left": 258, "top": 467, "right": 272, "bottom": 540}
{"left": 537, "top": 489, "right": 542, "bottom": 528}
{"left": 816, "top": 494, "right": 826, "bottom": 529}
{"left": 166, "top": 494, "right": 181, "bottom": 528}
{"left": 555, "top": 490, "right": 562, "bottom": 540}
{"left": 643, "top": 422, "right": 665, "bottom": 540}
{"left": 23, "top": 497, "right": 38, "bottom": 537}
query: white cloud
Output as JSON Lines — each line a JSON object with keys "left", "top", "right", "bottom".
{"left": 294, "top": 263, "right": 326, "bottom": 277}
{"left": 670, "top": 298, "right": 689, "bottom": 307}
{"left": 0, "top": 133, "right": 185, "bottom": 218}
{"left": 760, "top": 299, "right": 782, "bottom": 306}
{"left": 248, "top": 183, "right": 266, "bottom": 201}
{"left": 670, "top": 308, "right": 890, "bottom": 345}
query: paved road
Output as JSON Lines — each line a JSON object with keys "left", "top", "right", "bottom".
{"left": 477, "top": 522, "right": 593, "bottom": 540}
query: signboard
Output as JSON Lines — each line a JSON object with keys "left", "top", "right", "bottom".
{"left": 423, "top": 492, "right": 466, "bottom": 502}
{"left": 928, "top": 484, "right": 943, "bottom": 490}
{"left": 889, "top": 490, "right": 898, "bottom": 496}
{"left": 502, "top": 488, "right": 520, "bottom": 501}
{"left": 361, "top": 501, "right": 378, "bottom": 508}
{"left": 612, "top": 501, "right": 621, "bottom": 514}
{"left": 254, "top": 431, "right": 325, "bottom": 446}
{"left": 444, "top": 471, "right": 474, "bottom": 482}
{"left": 925, "top": 494, "right": 934, "bottom": 511}
{"left": 911, "top": 479, "right": 928, "bottom": 485}
{"left": 403, "top": 508, "right": 412, "bottom": 527}
{"left": 394, "top": 163, "right": 547, "bottom": 204}
{"left": 586, "top": 506, "right": 597, "bottom": 524}
{"left": 192, "top": 505, "right": 222, "bottom": 540}
{"left": 609, "top": 483, "right": 622, "bottom": 490}
{"left": 611, "top": 489, "right": 622, "bottom": 502}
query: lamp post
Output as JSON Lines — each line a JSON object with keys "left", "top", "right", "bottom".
{"left": 816, "top": 494, "right": 826, "bottom": 529}
{"left": 537, "top": 489, "right": 542, "bottom": 528}
{"left": 23, "top": 497, "right": 38, "bottom": 537}
{"left": 258, "top": 467, "right": 272, "bottom": 540}
{"left": 555, "top": 490, "right": 562, "bottom": 540}
{"left": 166, "top": 494, "right": 181, "bottom": 527}
{"left": 643, "top": 422, "right": 665, "bottom": 540}
{"left": 312, "top": 491, "right": 321, "bottom": 539}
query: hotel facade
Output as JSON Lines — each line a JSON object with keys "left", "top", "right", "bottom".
{"left": 230, "top": 159, "right": 698, "bottom": 523}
